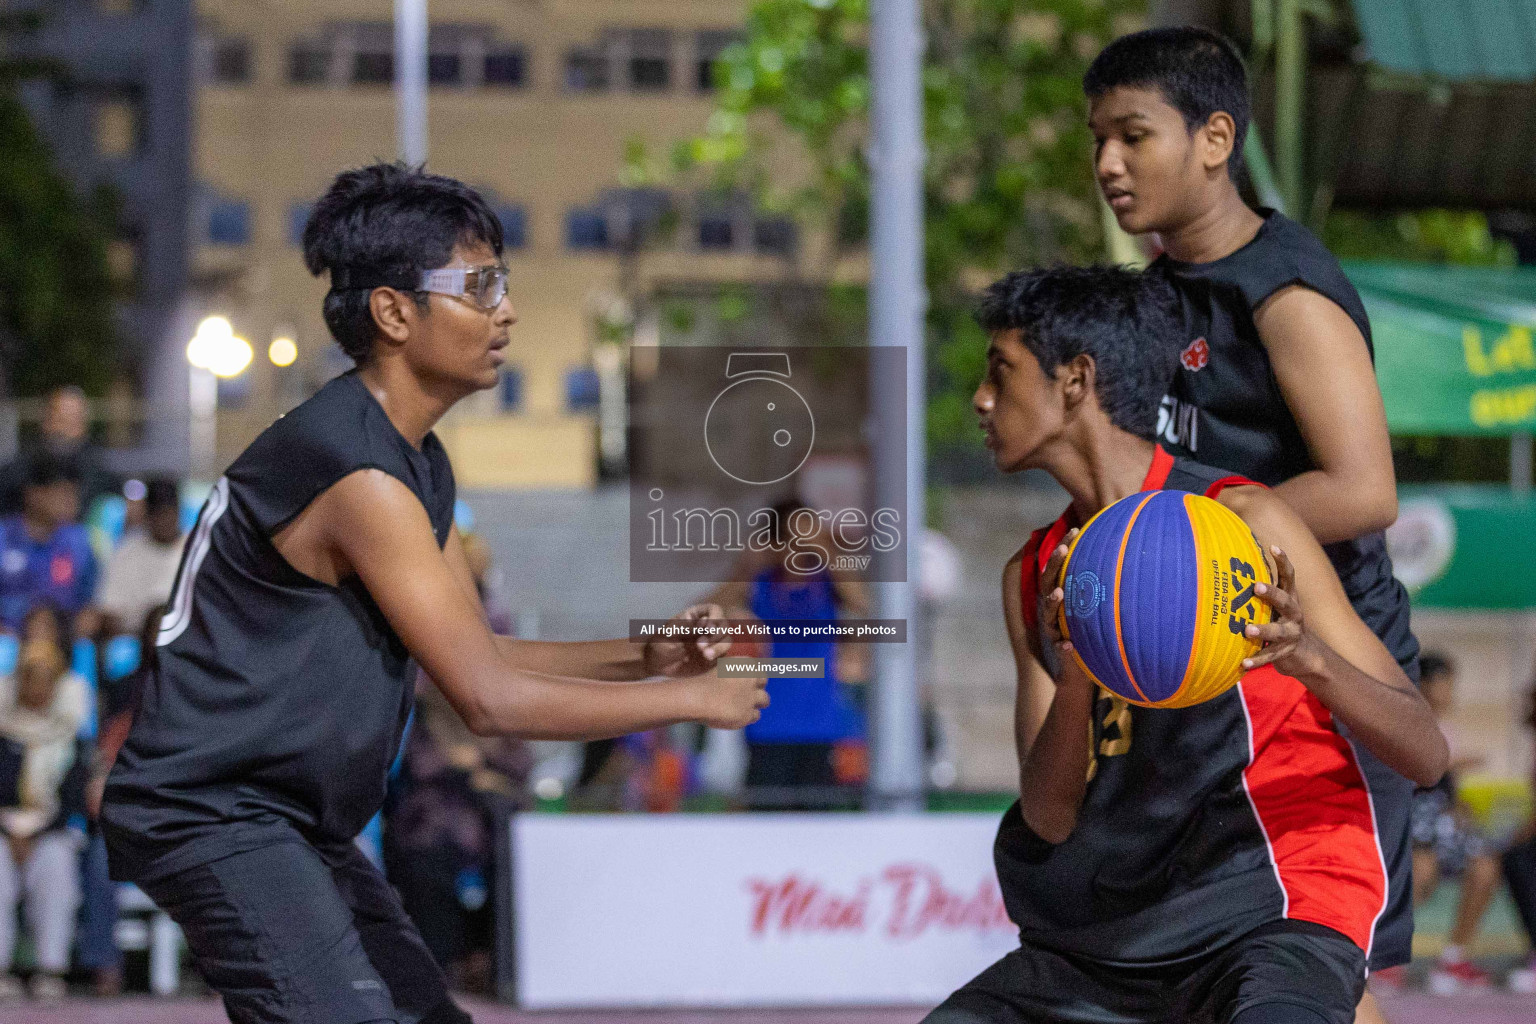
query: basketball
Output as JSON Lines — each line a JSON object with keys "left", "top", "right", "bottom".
{"left": 1055, "top": 491, "right": 1272, "bottom": 708}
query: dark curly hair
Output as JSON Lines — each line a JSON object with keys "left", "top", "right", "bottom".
{"left": 301, "top": 163, "right": 503, "bottom": 364}
{"left": 975, "top": 265, "right": 1182, "bottom": 439}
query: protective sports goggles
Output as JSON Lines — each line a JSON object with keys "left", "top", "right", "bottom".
{"left": 418, "top": 265, "right": 509, "bottom": 310}
{"left": 331, "top": 264, "right": 510, "bottom": 311}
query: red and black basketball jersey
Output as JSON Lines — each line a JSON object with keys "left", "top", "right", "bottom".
{"left": 994, "top": 446, "right": 1388, "bottom": 967}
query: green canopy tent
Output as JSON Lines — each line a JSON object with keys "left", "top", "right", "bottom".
{"left": 1343, "top": 261, "right": 1536, "bottom": 607}
{"left": 1346, "top": 262, "right": 1536, "bottom": 435}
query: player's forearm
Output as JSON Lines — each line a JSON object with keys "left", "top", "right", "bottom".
{"left": 1017, "top": 674, "right": 1096, "bottom": 844}
{"left": 1272, "top": 471, "right": 1397, "bottom": 545}
{"left": 493, "top": 636, "right": 650, "bottom": 681}
{"left": 1294, "top": 646, "right": 1448, "bottom": 787}
{"left": 1013, "top": 677, "right": 1050, "bottom": 763}
{"left": 466, "top": 669, "right": 701, "bottom": 740}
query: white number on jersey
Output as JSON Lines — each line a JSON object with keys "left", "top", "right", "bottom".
{"left": 157, "top": 476, "right": 231, "bottom": 647}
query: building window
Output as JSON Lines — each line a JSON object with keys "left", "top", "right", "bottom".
{"left": 196, "top": 36, "right": 252, "bottom": 85}
{"left": 565, "top": 367, "right": 601, "bottom": 412}
{"left": 207, "top": 199, "right": 251, "bottom": 246}
{"left": 288, "top": 41, "right": 331, "bottom": 85}
{"left": 353, "top": 49, "right": 394, "bottom": 86}
{"left": 564, "top": 45, "right": 609, "bottom": 92}
{"left": 696, "top": 191, "right": 748, "bottom": 252}
{"left": 626, "top": 29, "right": 673, "bottom": 92}
{"left": 695, "top": 30, "right": 740, "bottom": 93}
{"left": 698, "top": 214, "right": 734, "bottom": 251}
{"left": 213, "top": 39, "right": 251, "bottom": 84}
{"left": 93, "top": 93, "right": 142, "bottom": 160}
{"left": 288, "top": 202, "right": 314, "bottom": 245}
{"left": 754, "top": 216, "right": 798, "bottom": 257}
{"left": 428, "top": 51, "right": 461, "bottom": 86}
{"left": 107, "top": 233, "right": 142, "bottom": 293}
{"left": 566, "top": 209, "right": 609, "bottom": 250}
{"left": 499, "top": 367, "right": 523, "bottom": 412}
{"left": 483, "top": 46, "right": 527, "bottom": 87}
{"left": 496, "top": 205, "right": 527, "bottom": 249}
{"left": 289, "top": 25, "right": 526, "bottom": 90}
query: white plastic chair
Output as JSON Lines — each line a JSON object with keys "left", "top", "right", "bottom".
{"left": 114, "top": 883, "right": 180, "bottom": 995}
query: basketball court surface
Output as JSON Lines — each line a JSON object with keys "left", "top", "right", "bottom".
{"left": 11, "top": 995, "right": 1533, "bottom": 1024}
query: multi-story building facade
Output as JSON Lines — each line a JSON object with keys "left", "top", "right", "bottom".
{"left": 11, "top": 0, "right": 193, "bottom": 468}
{"left": 190, "top": 0, "right": 823, "bottom": 488}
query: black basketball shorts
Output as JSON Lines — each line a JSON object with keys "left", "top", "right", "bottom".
{"left": 138, "top": 832, "right": 472, "bottom": 1024}
{"left": 922, "top": 920, "right": 1366, "bottom": 1024}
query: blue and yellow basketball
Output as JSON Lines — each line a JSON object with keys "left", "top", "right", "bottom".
{"left": 1055, "top": 491, "right": 1271, "bottom": 708}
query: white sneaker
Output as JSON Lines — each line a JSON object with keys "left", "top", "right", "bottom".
{"left": 0, "top": 974, "right": 24, "bottom": 1004}
{"left": 1509, "top": 960, "right": 1536, "bottom": 994}
{"left": 1428, "top": 957, "right": 1493, "bottom": 996}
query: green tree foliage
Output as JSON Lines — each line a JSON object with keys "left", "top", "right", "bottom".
{"left": 646, "top": 0, "right": 1143, "bottom": 456}
{"left": 1323, "top": 209, "right": 1517, "bottom": 268}
{"left": 0, "top": 13, "right": 120, "bottom": 397}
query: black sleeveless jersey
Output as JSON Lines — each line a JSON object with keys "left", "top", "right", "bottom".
{"left": 1149, "top": 210, "right": 1418, "bottom": 678}
{"left": 1150, "top": 212, "right": 1418, "bottom": 967}
{"left": 102, "top": 372, "right": 455, "bottom": 884}
{"left": 995, "top": 447, "right": 1388, "bottom": 968}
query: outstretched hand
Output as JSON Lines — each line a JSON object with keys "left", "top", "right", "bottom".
{"left": 1240, "top": 546, "right": 1327, "bottom": 679}
{"left": 645, "top": 603, "right": 733, "bottom": 678}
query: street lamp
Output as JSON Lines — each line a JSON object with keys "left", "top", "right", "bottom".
{"left": 187, "top": 316, "right": 253, "bottom": 480}
{"left": 268, "top": 335, "right": 297, "bottom": 368}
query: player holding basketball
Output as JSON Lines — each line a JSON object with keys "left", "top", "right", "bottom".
{"left": 923, "top": 266, "right": 1445, "bottom": 1024}
{"left": 100, "top": 164, "right": 767, "bottom": 1024}
{"left": 1084, "top": 29, "right": 1422, "bottom": 1012}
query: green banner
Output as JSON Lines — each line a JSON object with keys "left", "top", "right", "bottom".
{"left": 1343, "top": 262, "right": 1536, "bottom": 436}
{"left": 1390, "top": 485, "right": 1536, "bottom": 608}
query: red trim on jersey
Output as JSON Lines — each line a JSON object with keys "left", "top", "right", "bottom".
{"left": 1021, "top": 445, "right": 1179, "bottom": 628}
{"left": 1205, "top": 475, "right": 1263, "bottom": 499}
{"left": 1146, "top": 444, "right": 1175, "bottom": 489}
{"left": 1019, "top": 520, "right": 1069, "bottom": 631}
{"left": 1237, "top": 668, "right": 1388, "bottom": 953}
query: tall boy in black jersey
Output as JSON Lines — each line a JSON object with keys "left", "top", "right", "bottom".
{"left": 1083, "top": 29, "right": 1421, "bottom": 993}
{"left": 922, "top": 266, "right": 1445, "bottom": 1024}
{"left": 101, "top": 165, "right": 768, "bottom": 1024}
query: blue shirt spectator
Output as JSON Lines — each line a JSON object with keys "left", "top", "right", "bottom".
{"left": 745, "top": 567, "right": 862, "bottom": 744}
{"left": 704, "top": 499, "right": 870, "bottom": 809}
{"left": 0, "top": 461, "right": 96, "bottom": 632}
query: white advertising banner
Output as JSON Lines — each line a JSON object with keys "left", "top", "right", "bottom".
{"left": 511, "top": 813, "right": 1018, "bottom": 1008}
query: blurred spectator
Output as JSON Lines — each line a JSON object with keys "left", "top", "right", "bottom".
{"left": 1502, "top": 680, "right": 1536, "bottom": 993}
{"left": 0, "top": 459, "right": 96, "bottom": 634}
{"left": 1404, "top": 654, "right": 1503, "bottom": 995}
{"left": 572, "top": 729, "right": 694, "bottom": 813}
{"left": 385, "top": 682, "right": 531, "bottom": 991}
{"left": 78, "top": 604, "right": 164, "bottom": 998}
{"left": 384, "top": 534, "right": 530, "bottom": 991}
{"left": 707, "top": 500, "right": 868, "bottom": 810}
{"left": 96, "top": 479, "right": 185, "bottom": 635}
{"left": 458, "top": 532, "right": 511, "bottom": 634}
{"left": 96, "top": 604, "right": 163, "bottom": 760}
{"left": 0, "top": 622, "right": 91, "bottom": 1004}
{"left": 0, "top": 387, "right": 114, "bottom": 518}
